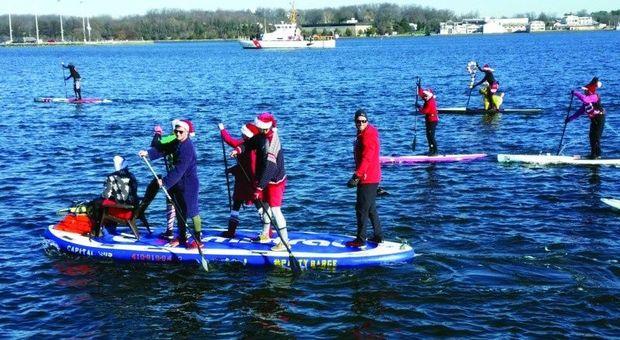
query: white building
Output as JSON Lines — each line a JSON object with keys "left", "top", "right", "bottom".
{"left": 528, "top": 21, "right": 546, "bottom": 32}
{"left": 554, "top": 14, "right": 606, "bottom": 30}
{"left": 439, "top": 19, "right": 484, "bottom": 35}
{"left": 483, "top": 18, "right": 529, "bottom": 34}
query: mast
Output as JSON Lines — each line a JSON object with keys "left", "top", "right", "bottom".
{"left": 86, "top": 17, "right": 91, "bottom": 41}
{"left": 82, "top": 16, "right": 86, "bottom": 42}
{"left": 35, "top": 14, "right": 40, "bottom": 43}
{"left": 8, "top": 13, "right": 12, "bottom": 42}
{"left": 60, "top": 14, "right": 64, "bottom": 41}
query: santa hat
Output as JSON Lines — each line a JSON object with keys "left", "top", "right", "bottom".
{"left": 171, "top": 119, "right": 195, "bottom": 137}
{"left": 241, "top": 122, "right": 259, "bottom": 139}
{"left": 482, "top": 64, "right": 494, "bottom": 72}
{"left": 254, "top": 112, "right": 275, "bottom": 130}
{"left": 422, "top": 89, "right": 435, "bottom": 100}
{"left": 113, "top": 155, "right": 127, "bottom": 171}
{"left": 582, "top": 77, "right": 602, "bottom": 94}
{"left": 183, "top": 119, "right": 196, "bottom": 137}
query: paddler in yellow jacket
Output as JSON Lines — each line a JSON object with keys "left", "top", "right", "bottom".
{"left": 479, "top": 85, "right": 504, "bottom": 111}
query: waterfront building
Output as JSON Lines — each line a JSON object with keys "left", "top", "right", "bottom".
{"left": 302, "top": 18, "right": 372, "bottom": 37}
{"left": 528, "top": 21, "right": 546, "bottom": 32}
{"left": 439, "top": 19, "right": 484, "bottom": 35}
{"left": 553, "top": 14, "right": 607, "bottom": 30}
{"left": 482, "top": 18, "right": 529, "bottom": 34}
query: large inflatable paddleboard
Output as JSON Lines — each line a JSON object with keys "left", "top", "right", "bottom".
{"left": 44, "top": 225, "right": 414, "bottom": 269}
{"left": 438, "top": 107, "right": 542, "bottom": 114}
{"left": 381, "top": 153, "right": 487, "bottom": 164}
{"left": 35, "top": 97, "right": 112, "bottom": 104}
{"left": 601, "top": 198, "right": 620, "bottom": 210}
{"left": 497, "top": 154, "right": 620, "bottom": 166}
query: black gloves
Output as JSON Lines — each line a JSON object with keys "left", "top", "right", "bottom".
{"left": 347, "top": 174, "right": 360, "bottom": 188}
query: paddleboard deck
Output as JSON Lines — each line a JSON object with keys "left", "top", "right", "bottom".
{"left": 35, "top": 97, "right": 112, "bottom": 104}
{"left": 601, "top": 198, "right": 620, "bottom": 210}
{"left": 381, "top": 153, "right": 487, "bottom": 164}
{"left": 437, "top": 107, "right": 542, "bottom": 114}
{"left": 44, "top": 225, "right": 414, "bottom": 269}
{"left": 497, "top": 154, "right": 620, "bottom": 166}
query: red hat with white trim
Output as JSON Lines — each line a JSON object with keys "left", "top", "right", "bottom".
{"left": 582, "top": 77, "right": 602, "bottom": 94}
{"left": 182, "top": 119, "right": 195, "bottom": 137}
{"left": 241, "top": 122, "right": 259, "bottom": 139}
{"left": 171, "top": 119, "right": 195, "bottom": 137}
{"left": 254, "top": 112, "right": 275, "bottom": 130}
{"left": 422, "top": 89, "right": 435, "bottom": 100}
{"left": 482, "top": 64, "right": 494, "bottom": 72}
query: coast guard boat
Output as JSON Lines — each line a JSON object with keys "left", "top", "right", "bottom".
{"left": 239, "top": 4, "right": 335, "bottom": 49}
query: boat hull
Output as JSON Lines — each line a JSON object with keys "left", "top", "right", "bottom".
{"left": 44, "top": 225, "right": 413, "bottom": 269}
{"left": 239, "top": 39, "right": 335, "bottom": 49}
{"left": 497, "top": 154, "right": 620, "bottom": 166}
{"left": 437, "top": 107, "right": 542, "bottom": 114}
{"left": 381, "top": 153, "right": 487, "bottom": 164}
{"left": 35, "top": 97, "right": 112, "bottom": 104}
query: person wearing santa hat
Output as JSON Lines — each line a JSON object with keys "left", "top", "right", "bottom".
{"left": 138, "top": 119, "right": 202, "bottom": 248}
{"left": 565, "top": 77, "right": 605, "bottom": 159}
{"left": 345, "top": 109, "right": 383, "bottom": 248}
{"left": 416, "top": 81, "right": 439, "bottom": 156}
{"left": 472, "top": 62, "right": 500, "bottom": 111}
{"left": 218, "top": 121, "right": 266, "bottom": 239}
{"left": 230, "top": 112, "right": 289, "bottom": 252}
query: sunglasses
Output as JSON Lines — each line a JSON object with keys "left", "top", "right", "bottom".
{"left": 174, "top": 130, "right": 186, "bottom": 134}
{"left": 355, "top": 119, "right": 368, "bottom": 124}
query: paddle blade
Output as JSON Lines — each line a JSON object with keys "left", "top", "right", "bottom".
{"left": 199, "top": 257, "right": 209, "bottom": 271}
{"left": 411, "top": 137, "right": 417, "bottom": 151}
{"left": 290, "top": 255, "right": 302, "bottom": 274}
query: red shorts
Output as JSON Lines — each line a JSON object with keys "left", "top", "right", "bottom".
{"left": 264, "top": 180, "right": 286, "bottom": 207}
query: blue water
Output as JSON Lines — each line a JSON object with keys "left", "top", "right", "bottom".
{"left": 1, "top": 31, "right": 620, "bottom": 337}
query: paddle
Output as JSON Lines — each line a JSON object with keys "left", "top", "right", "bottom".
{"left": 219, "top": 125, "right": 233, "bottom": 211}
{"left": 61, "top": 62, "right": 68, "bottom": 98}
{"left": 140, "top": 155, "right": 209, "bottom": 272}
{"left": 233, "top": 156, "right": 302, "bottom": 274}
{"left": 465, "top": 61, "right": 477, "bottom": 108}
{"left": 557, "top": 92, "right": 575, "bottom": 155}
{"left": 411, "top": 77, "right": 420, "bottom": 151}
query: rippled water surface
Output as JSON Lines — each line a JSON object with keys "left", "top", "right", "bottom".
{"left": 1, "top": 32, "right": 619, "bottom": 337}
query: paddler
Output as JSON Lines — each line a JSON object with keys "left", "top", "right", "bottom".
{"left": 147, "top": 120, "right": 195, "bottom": 240}
{"left": 565, "top": 77, "right": 605, "bottom": 159}
{"left": 62, "top": 62, "right": 82, "bottom": 100}
{"left": 471, "top": 63, "right": 500, "bottom": 111}
{"left": 416, "top": 80, "right": 439, "bottom": 156}
{"left": 138, "top": 119, "right": 203, "bottom": 248}
{"left": 219, "top": 121, "right": 271, "bottom": 239}
{"left": 345, "top": 109, "right": 383, "bottom": 248}
{"left": 230, "top": 112, "right": 289, "bottom": 252}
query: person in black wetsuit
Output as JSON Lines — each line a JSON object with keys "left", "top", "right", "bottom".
{"left": 472, "top": 63, "right": 499, "bottom": 111}
{"left": 62, "top": 63, "right": 82, "bottom": 100}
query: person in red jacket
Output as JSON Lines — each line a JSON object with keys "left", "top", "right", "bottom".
{"left": 345, "top": 109, "right": 383, "bottom": 248}
{"left": 218, "top": 121, "right": 267, "bottom": 238}
{"left": 416, "top": 82, "right": 439, "bottom": 156}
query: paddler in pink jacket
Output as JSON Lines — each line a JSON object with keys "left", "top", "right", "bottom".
{"left": 565, "top": 77, "right": 605, "bottom": 159}
{"left": 416, "top": 82, "right": 439, "bottom": 156}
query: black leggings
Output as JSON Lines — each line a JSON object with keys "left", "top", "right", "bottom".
{"left": 425, "top": 121, "right": 438, "bottom": 154}
{"left": 589, "top": 114, "right": 605, "bottom": 158}
{"left": 355, "top": 183, "right": 382, "bottom": 240}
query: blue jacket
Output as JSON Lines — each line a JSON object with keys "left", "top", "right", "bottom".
{"left": 148, "top": 138, "right": 200, "bottom": 217}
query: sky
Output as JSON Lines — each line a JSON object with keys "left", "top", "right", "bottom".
{"left": 0, "top": 0, "right": 617, "bottom": 18}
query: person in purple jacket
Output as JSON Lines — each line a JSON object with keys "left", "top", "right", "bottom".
{"left": 138, "top": 119, "right": 202, "bottom": 248}
{"left": 565, "top": 77, "right": 605, "bottom": 159}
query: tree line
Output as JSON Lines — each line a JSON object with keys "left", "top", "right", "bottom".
{"left": 1, "top": 5, "right": 618, "bottom": 42}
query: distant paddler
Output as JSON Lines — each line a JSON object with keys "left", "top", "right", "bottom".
{"left": 415, "top": 79, "right": 439, "bottom": 156}
{"left": 471, "top": 63, "right": 503, "bottom": 111}
{"left": 565, "top": 77, "right": 605, "bottom": 159}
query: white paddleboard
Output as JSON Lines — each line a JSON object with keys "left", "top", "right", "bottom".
{"left": 497, "top": 154, "right": 620, "bottom": 166}
{"left": 601, "top": 198, "right": 620, "bottom": 210}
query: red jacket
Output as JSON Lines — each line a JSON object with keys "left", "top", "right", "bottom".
{"left": 221, "top": 129, "right": 256, "bottom": 201}
{"left": 354, "top": 124, "right": 381, "bottom": 184}
{"left": 417, "top": 87, "right": 439, "bottom": 123}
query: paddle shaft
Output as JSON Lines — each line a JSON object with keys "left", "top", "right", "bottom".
{"left": 412, "top": 77, "right": 420, "bottom": 151}
{"left": 557, "top": 93, "right": 575, "bottom": 155}
{"left": 61, "top": 64, "right": 68, "bottom": 98}
{"left": 140, "top": 155, "right": 209, "bottom": 271}
{"left": 233, "top": 155, "right": 302, "bottom": 274}
{"left": 219, "top": 131, "right": 233, "bottom": 211}
{"left": 465, "top": 62, "right": 477, "bottom": 108}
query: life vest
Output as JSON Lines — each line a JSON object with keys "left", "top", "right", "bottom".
{"left": 55, "top": 214, "right": 93, "bottom": 235}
